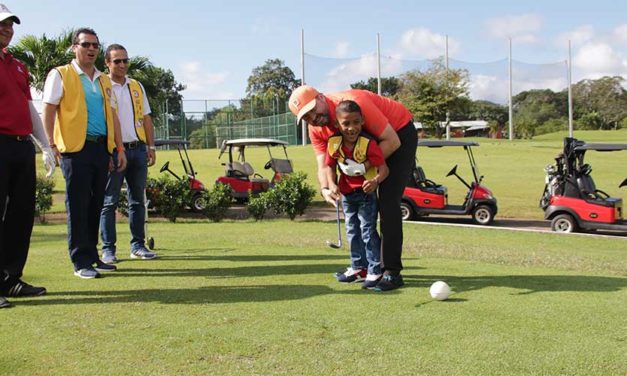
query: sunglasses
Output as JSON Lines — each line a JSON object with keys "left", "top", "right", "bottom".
{"left": 112, "top": 58, "right": 130, "bottom": 65}
{"left": 77, "top": 41, "right": 100, "bottom": 49}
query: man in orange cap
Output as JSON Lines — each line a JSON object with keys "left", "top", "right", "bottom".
{"left": 289, "top": 85, "right": 417, "bottom": 291}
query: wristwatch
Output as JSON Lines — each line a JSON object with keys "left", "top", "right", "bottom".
{"left": 149, "top": 145, "right": 156, "bottom": 150}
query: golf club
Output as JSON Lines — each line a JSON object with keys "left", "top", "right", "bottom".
{"left": 326, "top": 202, "right": 342, "bottom": 249}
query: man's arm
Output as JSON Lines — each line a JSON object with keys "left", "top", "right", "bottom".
{"left": 316, "top": 152, "right": 341, "bottom": 206}
{"left": 111, "top": 108, "right": 127, "bottom": 171}
{"left": 377, "top": 124, "right": 401, "bottom": 159}
{"left": 143, "top": 114, "right": 156, "bottom": 166}
{"left": 41, "top": 103, "right": 60, "bottom": 161}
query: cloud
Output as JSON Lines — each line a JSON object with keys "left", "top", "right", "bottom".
{"left": 176, "top": 61, "right": 233, "bottom": 99}
{"left": 332, "top": 41, "right": 350, "bottom": 58}
{"left": 484, "top": 14, "right": 542, "bottom": 44}
{"left": 317, "top": 54, "right": 404, "bottom": 93}
{"left": 397, "top": 27, "right": 459, "bottom": 58}
{"left": 556, "top": 25, "right": 595, "bottom": 47}
{"left": 612, "top": 24, "right": 627, "bottom": 43}
{"left": 573, "top": 42, "right": 627, "bottom": 79}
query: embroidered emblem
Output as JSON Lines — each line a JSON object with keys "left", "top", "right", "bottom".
{"left": 133, "top": 90, "right": 139, "bottom": 98}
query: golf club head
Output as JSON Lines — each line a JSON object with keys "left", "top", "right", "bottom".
{"left": 326, "top": 240, "right": 342, "bottom": 249}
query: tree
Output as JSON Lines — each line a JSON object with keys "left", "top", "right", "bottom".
{"left": 245, "top": 58, "right": 299, "bottom": 116}
{"left": 350, "top": 76, "right": 401, "bottom": 97}
{"left": 572, "top": 76, "right": 627, "bottom": 130}
{"left": 131, "top": 64, "right": 186, "bottom": 125}
{"left": 396, "top": 59, "right": 470, "bottom": 137}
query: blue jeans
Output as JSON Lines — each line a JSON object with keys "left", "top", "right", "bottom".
{"left": 100, "top": 145, "right": 148, "bottom": 254}
{"left": 60, "top": 140, "right": 110, "bottom": 270}
{"left": 341, "top": 190, "right": 381, "bottom": 276}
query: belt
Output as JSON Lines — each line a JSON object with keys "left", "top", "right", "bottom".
{"left": 0, "top": 134, "right": 30, "bottom": 142}
{"left": 123, "top": 141, "right": 143, "bottom": 149}
{"left": 85, "top": 134, "right": 106, "bottom": 143}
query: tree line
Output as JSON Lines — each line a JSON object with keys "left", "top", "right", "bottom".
{"left": 12, "top": 30, "right": 625, "bottom": 144}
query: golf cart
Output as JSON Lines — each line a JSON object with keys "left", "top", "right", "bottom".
{"left": 540, "top": 137, "right": 627, "bottom": 233}
{"left": 401, "top": 140, "right": 497, "bottom": 225}
{"left": 216, "top": 138, "right": 294, "bottom": 202}
{"left": 155, "top": 139, "right": 207, "bottom": 212}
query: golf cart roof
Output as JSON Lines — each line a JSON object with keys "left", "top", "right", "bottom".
{"left": 574, "top": 143, "right": 627, "bottom": 152}
{"left": 223, "top": 138, "right": 288, "bottom": 147}
{"left": 154, "top": 139, "right": 190, "bottom": 147}
{"left": 418, "top": 140, "right": 480, "bottom": 148}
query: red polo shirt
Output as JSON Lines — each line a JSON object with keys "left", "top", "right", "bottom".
{"left": 308, "top": 89, "right": 413, "bottom": 155}
{"left": 0, "top": 50, "right": 32, "bottom": 136}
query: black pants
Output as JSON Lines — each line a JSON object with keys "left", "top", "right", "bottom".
{"left": 60, "top": 141, "right": 110, "bottom": 270}
{"left": 378, "top": 121, "right": 417, "bottom": 274}
{"left": 0, "top": 136, "right": 35, "bottom": 281}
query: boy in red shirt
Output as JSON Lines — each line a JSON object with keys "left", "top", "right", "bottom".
{"left": 325, "top": 100, "right": 389, "bottom": 289}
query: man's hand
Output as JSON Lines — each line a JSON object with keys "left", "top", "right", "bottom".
{"left": 116, "top": 149, "right": 127, "bottom": 172}
{"left": 338, "top": 158, "right": 366, "bottom": 176}
{"left": 41, "top": 147, "right": 56, "bottom": 177}
{"left": 147, "top": 148, "right": 156, "bottom": 167}
{"left": 321, "top": 187, "right": 341, "bottom": 207}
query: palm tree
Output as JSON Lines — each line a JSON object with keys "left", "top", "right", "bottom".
{"left": 8, "top": 30, "right": 74, "bottom": 93}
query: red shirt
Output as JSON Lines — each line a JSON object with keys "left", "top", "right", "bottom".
{"left": 309, "top": 89, "right": 412, "bottom": 155}
{"left": 325, "top": 134, "right": 386, "bottom": 194}
{"left": 0, "top": 50, "right": 32, "bottom": 136}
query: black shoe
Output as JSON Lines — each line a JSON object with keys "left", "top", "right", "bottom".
{"left": 94, "top": 260, "right": 117, "bottom": 272}
{"left": 3, "top": 279, "right": 47, "bottom": 297}
{"left": 0, "top": 296, "right": 11, "bottom": 308}
{"left": 374, "top": 274, "right": 405, "bottom": 292}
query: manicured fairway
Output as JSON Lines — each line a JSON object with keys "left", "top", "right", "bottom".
{"left": 2, "top": 220, "right": 625, "bottom": 375}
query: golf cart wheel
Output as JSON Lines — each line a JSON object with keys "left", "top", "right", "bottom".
{"left": 147, "top": 237, "right": 155, "bottom": 250}
{"left": 551, "top": 214, "right": 577, "bottom": 233}
{"left": 400, "top": 202, "right": 415, "bottom": 221}
{"left": 190, "top": 192, "right": 206, "bottom": 212}
{"left": 471, "top": 205, "right": 494, "bottom": 225}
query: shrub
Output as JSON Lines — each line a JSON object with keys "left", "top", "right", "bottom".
{"left": 266, "top": 172, "right": 316, "bottom": 220}
{"left": 247, "top": 193, "right": 270, "bottom": 221}
{"left": 151, "top": 175, "right": 191, "bottom": 222}
{"left": 35, "top": 175, "right": 55, "bottom": 223}
{"left": 202, "top": 183, "right": 232, "bottom": 222}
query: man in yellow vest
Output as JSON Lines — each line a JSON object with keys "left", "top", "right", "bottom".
{"left": 99, "top": 44, "right": 157, "bottom": 264}
{"left": 42, "top": 28, "right": 127, "bottom": 279}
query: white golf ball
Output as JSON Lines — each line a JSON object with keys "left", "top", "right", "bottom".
{"left": 429, "top": 281, "right": 451, "bottom": 300}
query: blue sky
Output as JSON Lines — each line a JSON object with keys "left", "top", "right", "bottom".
{"left": 10, "top": 0, "right": 627, "bottom": 102}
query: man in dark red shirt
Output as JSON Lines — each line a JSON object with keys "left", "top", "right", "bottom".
{"left": 0, "top": 4, "right": 55, "bottom": 308}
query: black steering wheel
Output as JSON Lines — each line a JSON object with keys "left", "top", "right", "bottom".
{"left": 160, "top": 161, "right": 170, "bottom": 173}
{"left": 446, "top": 165, "right": 458, "bottom": 177}
{"left": 264, "top": 160, "right": 273, "bottom": 170}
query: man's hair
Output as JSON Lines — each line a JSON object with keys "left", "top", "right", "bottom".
{"left": 335, "top": 100, "right": 363, "bottom": 117}
{"left": 72, "top": 27, "right": 98, "bottom": 44}
{"left": 105, "top": 44, "right": 127, "bottom": 61}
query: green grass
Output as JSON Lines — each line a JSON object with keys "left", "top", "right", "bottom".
{"left": 3, "top": 220, "right": 626, "bottom": 375}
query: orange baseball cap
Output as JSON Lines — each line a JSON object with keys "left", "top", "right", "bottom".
{"left": 289, "top": 85, "right": 320, "bottom": 122}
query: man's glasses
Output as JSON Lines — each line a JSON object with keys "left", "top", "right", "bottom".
{"left": 112, "top": 59, "right": 130, "bottom": 65}
{"left": 77, "top": 42, "right": 100, "bottom": 49}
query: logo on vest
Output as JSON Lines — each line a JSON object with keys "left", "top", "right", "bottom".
{"left": 106, "top": 88, "right": 112, "bottom": 99}
{"left": 132, "top": 90, "right": 139, "bottom": 98}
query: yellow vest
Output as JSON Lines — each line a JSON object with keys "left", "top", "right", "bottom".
{"left": 53, "top": 64, "right": 116, "bottom": 154}
{"left": 127, "top": 79, "right": 147, "bottom": 143}
{"left": 327, "top": 134, "right": 377, "bottom": 180}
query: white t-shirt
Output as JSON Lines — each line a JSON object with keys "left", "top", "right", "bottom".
{"left": 111, "top": 77, "right": 152, "bottom": 143}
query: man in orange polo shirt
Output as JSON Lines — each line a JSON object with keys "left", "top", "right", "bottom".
{"left": 289, "top": 85, "right": 417, "bottom": 291}
{"left": 0, "top": 4, "right": 56, "bottom": 308}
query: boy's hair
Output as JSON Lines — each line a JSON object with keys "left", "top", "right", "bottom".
{"left": 72, "top": 27, "right": 99, "bottom": 44}
{"left": 105, "top": 44, "right": 127, "bottom": 61}
{"left": 335, "top": 99, "right": 362, "bottom": 117}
